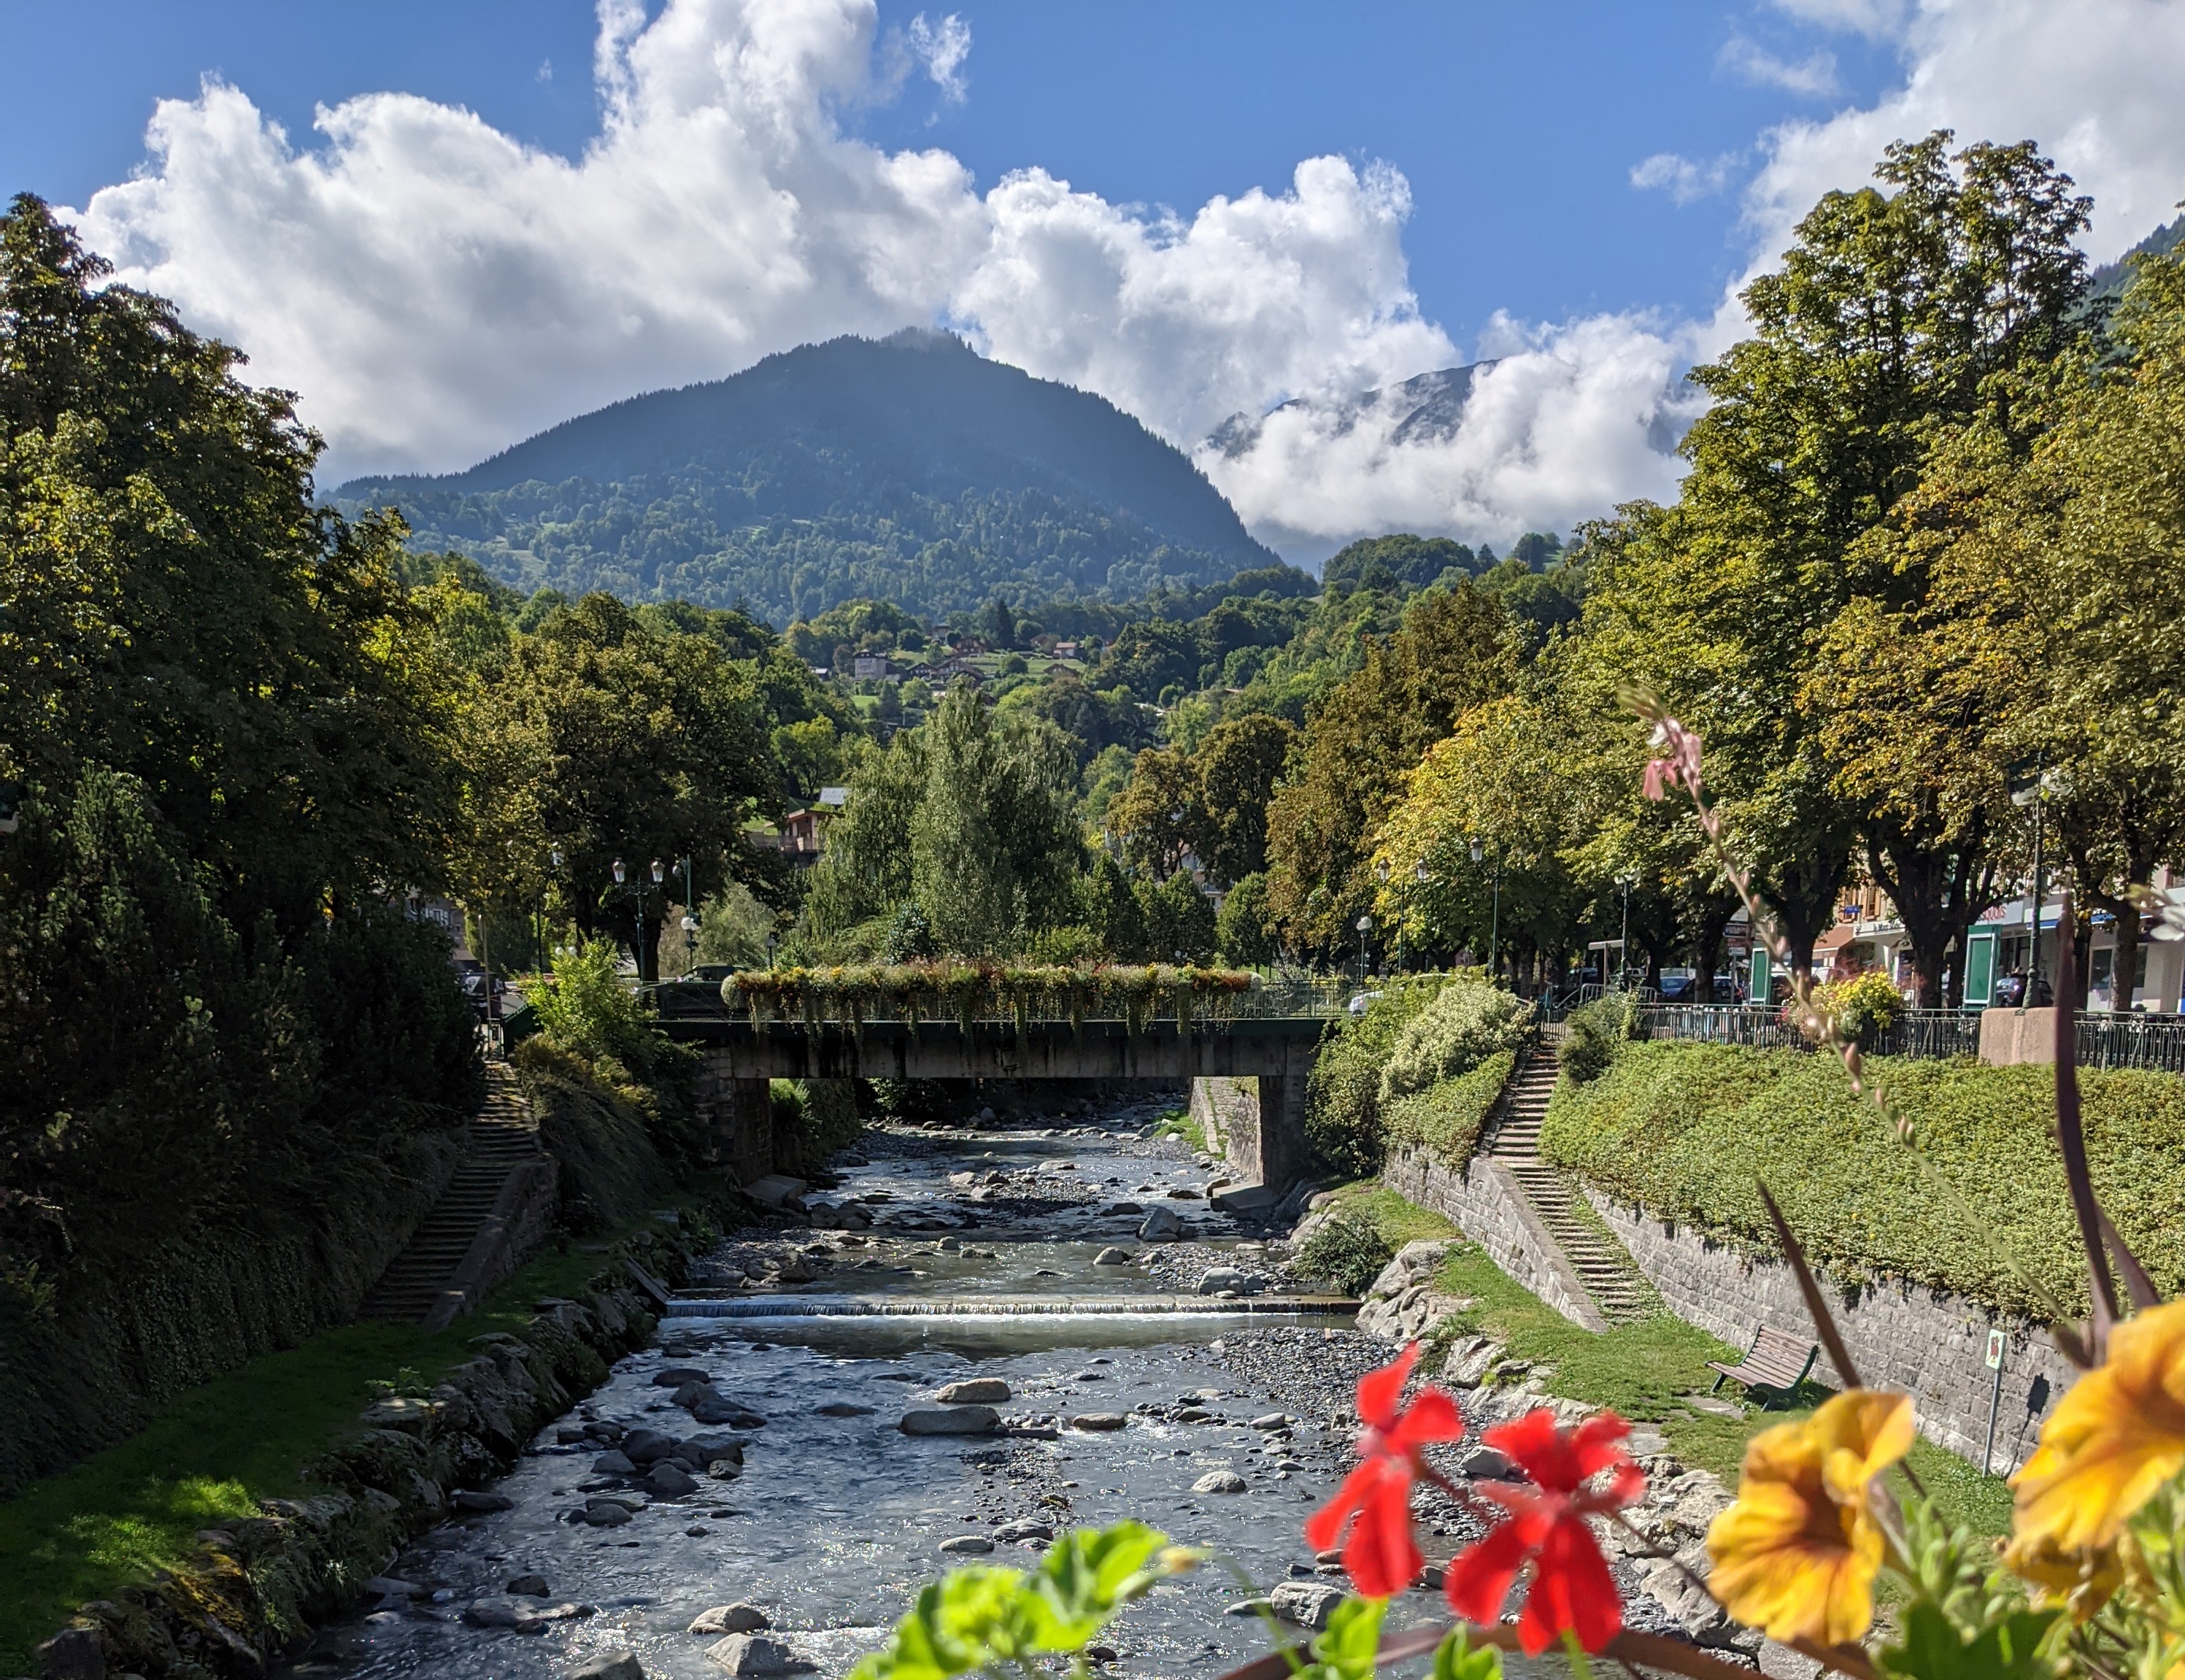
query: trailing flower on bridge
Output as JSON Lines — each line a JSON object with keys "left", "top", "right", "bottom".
{"left": 722, "top": 961, "right": 1257, "bottom": 1038}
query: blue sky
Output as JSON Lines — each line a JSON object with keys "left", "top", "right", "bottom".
{"left": 3, "top": 3, "right": 1900, "bottom": 359}
{"left": 7, "top": 1, "right": 2181, "bottom": 555}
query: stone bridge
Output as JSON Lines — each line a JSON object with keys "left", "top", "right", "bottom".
{"left": 650, "top": 985, "right": 1332, "bottom": 1194}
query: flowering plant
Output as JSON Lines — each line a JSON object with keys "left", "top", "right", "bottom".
{"left": 860, "top": 698, "right": 2185, "bottom": 1680}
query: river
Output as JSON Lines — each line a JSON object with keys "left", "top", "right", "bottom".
{"left": 277, "top": 1089, "right": 1477, "bottom": 1680}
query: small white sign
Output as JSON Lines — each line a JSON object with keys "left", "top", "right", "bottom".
{"left": 1985, "top": 1328, "right": 2007, "bottom": 1370}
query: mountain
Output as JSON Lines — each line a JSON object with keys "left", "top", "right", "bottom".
{"left": 2087, "top": 211, "right": 2185, "bottom": 307}
{"left": 333, "top": 330, "right": 1277, "bottom": 625}
{"left": 1206, "top": 361, "right": 1498, "bottom": 461}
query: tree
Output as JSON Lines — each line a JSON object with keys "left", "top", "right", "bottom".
{"left": 1265, "top": 582, "right": 1514, "bottom": 955}
{"left": 1192, "top": 713, "right": 1297, "bottom": 885}
{"left": 480, "top": 593, "right": 779, "bottom": 979}
{"left": 1587, "top": 134, "right": 2095, "bottom": 977}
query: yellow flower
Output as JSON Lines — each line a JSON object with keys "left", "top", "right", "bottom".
{"left": 2003, "top": 1533, "right": 2122, "bottom": 1622}
{"left": 1706, "top": 1390, "right": 1916, "bottom": 1646}
{"left": 2013, "top": 1298, "right": 2185, "bottom": 1554}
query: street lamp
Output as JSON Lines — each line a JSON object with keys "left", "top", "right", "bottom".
{"left": 1469, "top": 836, "right": 1501, "bottom": 981}
{"left": 1616, "top": 870, "right": 1638, "bottom": 991}
{"left": 1356, "top": 913, "right": 1373, "bottom": 978}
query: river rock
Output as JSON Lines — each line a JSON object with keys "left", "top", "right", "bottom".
{"left": 1271, "top": 1581, "right": 1346, "bottom": 1630}
{"left": 1454, "top": 1444, "right": 1516, "bottom": 1481}
{"left": 1196, "top": 1266, "right": 1261, "bottom": 1296}
{"left": 1092, "top": 1246, "right": 1134, "bottom": 1265}
{"left": 934, "top": 1377, "right": 1011, "bottom": 1403}
{"left": 452, "top": 1489, "right": 515, "bottom": 1512}
{"left": 901, "top": 1406, "right": 1001, "bottom": 1436}
{"left": 707, "top": 1634, "right": 814, "bottom": 1676}
{"left": 366, "top": 1576, "right": 424, "bottom": 1598}
{"left": 1225, "top": 1598, "right": 1275, "bottom": 1617}
{"left": 583, "top": 1500, "right": 635, "bottom": 1527}
{"left": 1192, "top": 1470, "right": 1249, "bottom": 1494}
{"left": 939, "top": 1535, "right": 995, "bottom": 1554}
{"left": 507, "top": 1573, "right": 552, "bottom": 1597}
{"left": 690, "top": 1604, "right": 771, "bottom": 1635}
{"left": 622, "top": 1428, "right": 678, "bottom": 1464}
{"left": 995, "top": 1520, "right": 1054, "bottom": 1543}
{"left": 691, "top": 1392, "right": 768, "bottom": 1427}
{"left": 1249, "top": 1414, "right": 1290, "bottom": 1430}
{"left": 655, "top": 1367, "right": 714, "bottom": 1387}
{"left": 647, "top": 1461, "right": 700, "bottom": 1496}
{"left": 1138, "top": 1206, "right": 1182, "bottom": 1241}
{"left": 590, "top": 1449, "right": 638, "bottom": 1476}
{"left": 568, "top": 1654, "right": 646, "bottom": 1680}
{"left": 815, "top": 1400, "right": 875, "bottom": 1417}
{"left": 1441, "top": 1336, "right": 1500, "bottom": 1387}
{"left": 1071, "top": 1413, "right": 1128, "bottom": 1431}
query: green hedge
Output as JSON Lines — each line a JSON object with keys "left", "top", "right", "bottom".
{"left": 1384, "top": 1049, "right": 1517, "bottom": 1164}
{"left": 1539, "top": 1041, "right": 2185, "bottom": 1318}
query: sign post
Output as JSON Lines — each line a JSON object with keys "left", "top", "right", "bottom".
{"left": 1983, "top": 1327, "right": 2007, "bottom": 1473}
{"left": 1749, "top": 947, "right": 1772, "bottom": 1007}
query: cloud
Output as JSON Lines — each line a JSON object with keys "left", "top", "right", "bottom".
{"left": 906, "top": 12, "right": 971, "bottom": 103}
{"left": 1630, "top": 150, "right": 1741, "bottom": 205}
{"left": 1197, "top": 313, "right": 1701, "bottom": 561}
{"left": 59, "top": 0, "right": 2185, "bottom": 570}
{"left": 1717, "top": 35, "right": 1839, "bottom": 98}
{"left": 1743, "top": 0, "right": 2185, "bottom": 272}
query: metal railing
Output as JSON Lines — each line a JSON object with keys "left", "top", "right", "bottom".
{"left": 1635, "top": 1003, "right": 2184, "bottom": 1069}
{"left": 2076, "top": 1012, "right": 2185, "bottom": 1074}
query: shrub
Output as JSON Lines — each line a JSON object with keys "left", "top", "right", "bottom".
{"left": 1214, "top": 872, "right": 1276, "bottom": 966}
{"left": 1538, "top": 1039, "right": 2185, "bottom": 1317}
{"left": 1293, "top": 1213, "right": 1396, "bottom": 1296}
{"left": 772, "top": 1079, "right": 863, "bottom": 1174}
{"left": 1304, "top": 975, "right": 1449, "bottom": 1178}
{"left": 1558, "top": 992, "right": 1643, "bottom": 1084}
{"left": 1809, "top": 969, "right": 1901, "bottom": 1049}
{"left": 1383, "top": 1049, "right": 1518, "bottom": 1163}
{"left": 525, "top": 940, "right": 667, "bottom": 1076}
{"left": 1379, "top": 979, "right": 1533, "bottom": 1102}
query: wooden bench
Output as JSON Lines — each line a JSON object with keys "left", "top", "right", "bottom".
{"left": 1709, "top": 1325, "right": 1819, "bottom": 1408}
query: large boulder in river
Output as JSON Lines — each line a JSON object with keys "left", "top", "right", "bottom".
{"left": 934, "top": 1377, "right": 1010, "bottom": 1403}
{"left": 1138, "top": 1205, "right": 1182, "bottom": 1241}
{"left": 1271, "top": 1581, "right": 1346, "bottom": 1630}
{"left": 569, "top": 1653, "right": 647, "bottom": 1680}
{"left": 707, "top": 1634, "right": 814, "bottom": 1675}
{"left": 690, "top": 1604, "right": 771, "bottom": 1635}
{"left": 899, "top": 1406, "right": 1001, "bottom": 1436}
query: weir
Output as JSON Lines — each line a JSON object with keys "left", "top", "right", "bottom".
{"left": 663, "top": 1292, "right": 1361, "bottom": 1319}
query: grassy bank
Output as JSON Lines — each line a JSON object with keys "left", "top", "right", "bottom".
{"left": 1319, "top": 1182, "right": 2013, "bottom": 1542}
{"left": 0, "top": 1209, "right": 709, "bottom": 1674}
{"left": 1541, "top": 1041, "right": 2185, "bottom": 1318}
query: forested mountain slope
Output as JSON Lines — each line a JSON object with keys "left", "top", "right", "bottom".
{"left": 335, "top": 330, "right": 1276, "bottom": 623}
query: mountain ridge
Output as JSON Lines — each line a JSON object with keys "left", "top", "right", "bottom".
{"left": 335, "top": 330, "right": 1276, "bottom": 625}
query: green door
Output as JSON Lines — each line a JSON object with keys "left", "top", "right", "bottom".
{"left": 1964, "top": 928, "right": 1996, "bottom": 1007}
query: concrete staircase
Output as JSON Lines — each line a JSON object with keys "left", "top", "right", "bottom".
{"left": 362, "top": 1064, "right": 544, "bottom": 1324}
{"left": 1487, "top": 1042, "right": 1657, "bottom": 1325}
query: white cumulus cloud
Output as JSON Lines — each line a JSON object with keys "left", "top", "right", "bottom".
{"left": 1718, "top": 35, "right": 1840, "bottom": 98}
{"left": 58, "top": 0, "right": 2185, "bottom": 570}
{"left": 1630, "top": 151, "right": 1742, "bottom": 204}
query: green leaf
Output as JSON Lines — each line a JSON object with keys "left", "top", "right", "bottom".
{"left": 1432, "top": 1624, "right": 1505, "bottom": 1680}
{"left": 1879, "top": 1601, "right": 2062, "bottom": 1680}
{"left": 1306, "top": 1594, "right": 1387, "bottom": 1680}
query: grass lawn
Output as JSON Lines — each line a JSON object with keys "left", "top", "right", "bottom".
{"left": 1326, "top": 1180, "right": 2014, "bottom": 1546}
{"left": 0, "top": 1234, "right": 660, "bottom": 1672}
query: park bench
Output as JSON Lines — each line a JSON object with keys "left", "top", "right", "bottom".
{"left": 1708, "top": 1324, "right": 1820, "bottom": 1407}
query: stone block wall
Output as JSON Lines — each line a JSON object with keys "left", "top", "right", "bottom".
{"left": 1588, "top": 1190, "right": 2073, "bottom": 1469}
{"left": 693, "top": 1061, "right": 777, "bottom": 1185}
{"left": 1383, "top": 1147, "right": 1606, "bottom": 1331}
{"left": 1189, "top": 1074, "right": 1308, "bottom": 1190}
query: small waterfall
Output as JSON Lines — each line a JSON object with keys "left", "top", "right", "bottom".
{"left": 662, "top": 1293, "right": 1358, "bottom": 1320}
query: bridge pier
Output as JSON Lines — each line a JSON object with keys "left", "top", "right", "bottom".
{"left": 695, "top": 1070, "right": 776, "bottom": 1184}
{"left": 1190, "top": 1075, "right": 1308, "bottom": 1191}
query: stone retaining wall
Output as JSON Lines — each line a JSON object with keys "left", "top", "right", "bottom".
{"left": 1382, "top": 1147, "right": 1606, "bottom": 1332}
{"left": 1587, "top": 1190, "right": 2073, "bottom": 1469}
{"left": 34, "top": 1223, "right": 714, "bottom": 1680}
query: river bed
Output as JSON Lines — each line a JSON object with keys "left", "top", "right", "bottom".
{"left": 279, "top": 1092, "right": 1495, "bottom": 1680}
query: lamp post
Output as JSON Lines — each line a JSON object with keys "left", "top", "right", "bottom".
{"left": 1375, "top": 858, "right": 1394, "bottom": 970}
{"left": 1356, "top": 913, "right": 1373, "bottom": 979}
{"left": 1470, "top": 836, "right": 1500, "bottom": 982}
{"left": 1616, "top": 869, "right": 1638, "bottom": 991}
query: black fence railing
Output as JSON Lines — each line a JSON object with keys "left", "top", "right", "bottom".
{"left": 1635, "top": 1003, "right": 2185, "bottom": 1070}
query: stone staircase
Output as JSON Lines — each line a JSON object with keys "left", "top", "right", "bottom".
{"left": 1487, "top": 1041, "right": 1657, "bottom": 1325}
{"left": 362, "top": 1064, "right": 545, "bottom": 1324}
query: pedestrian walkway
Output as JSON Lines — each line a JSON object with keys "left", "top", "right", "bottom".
{"left": 1484, "top": 1039, "right": 1658, "bottom": 1325}
{"left": 361, "top": 1064, "right": 544, "bottom": 1323}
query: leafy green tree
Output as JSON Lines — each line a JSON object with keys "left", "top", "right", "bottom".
{"left": 1138, "top": 868, "right": 1217, "bottom": 963}
{"left": 1265, "top": 582, "right": 1514, "bottom": 956}
{"left": 1191, "top": 713, "right": 1297, "bottom": 885}
{"left": 479, "top": 593, "right": 779, "bottom": 979}
{"left": 1587, "top": 134, "right": 2095, "bottom": 976}
{"left": 1214, "top": 871, "right": 1278, "bottom": 966}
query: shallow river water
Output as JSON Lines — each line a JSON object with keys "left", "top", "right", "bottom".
{"left": 282, "top": 1093, "right": 1482, "bottom": 1680}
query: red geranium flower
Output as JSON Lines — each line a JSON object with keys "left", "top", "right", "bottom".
{"left": 1304, "top": 1342, "right": 1465, "bottom": 1597}
{"left": 1444, "top": 1408, "right": 1642, "bottom": 1654}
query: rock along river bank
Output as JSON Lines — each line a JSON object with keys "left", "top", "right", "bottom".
{"left": 272, "top": 1088, "right": 1703, "bottom": 1680}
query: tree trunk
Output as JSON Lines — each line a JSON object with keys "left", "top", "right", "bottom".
{"left": 1765, "top": 843, "right": 1850, "bottom": 989}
